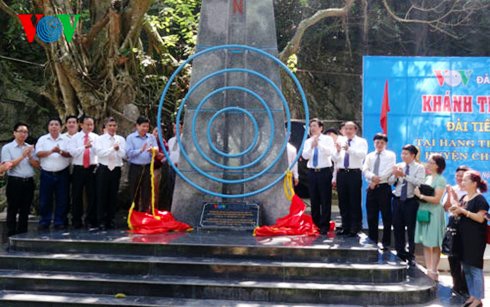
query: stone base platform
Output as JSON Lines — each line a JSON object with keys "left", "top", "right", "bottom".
{"left": 0, "top": 229, "right": 445, "bottom": 306}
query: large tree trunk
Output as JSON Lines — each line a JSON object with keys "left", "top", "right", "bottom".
{"left": 7, "top": 0, "right": 153, "bottom": 132}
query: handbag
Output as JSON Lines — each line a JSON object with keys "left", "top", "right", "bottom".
{"left": 418, "top": 184, "right": 435, "bottom": 197}
{"left": 442, "top": 226, "right": 457, "bottom": 256}
{"left": 416, "top": 210, "right": 430, "bottom": 223}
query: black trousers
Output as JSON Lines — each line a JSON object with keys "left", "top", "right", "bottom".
{"left": 96, "top": 165, "right": 121, "bottom": 228}
{"left": 366, "top": 183, "right": 392, "bottom": 246}
{"left": 447, "top": 217, "right": 468, "bottom": 294}
{"left": 6, "top": 176, "right": 34, "bottom": 236}
{"left": 307, "top": 167, "right": 333, "bottom": 233}
{"left": 71, "top": 165, "right": 97, "bottom": 227}
{"left": 337, "top": 169, "right": 362, "bottom": 233}
{"left": 449, "top": 255, "right": 468, "bottom": 294}
{"left": 392, "top": 197, "right": 419, "bottom": 261}
{"left": 128, "top": 163, "right": 151, "bottom": 212}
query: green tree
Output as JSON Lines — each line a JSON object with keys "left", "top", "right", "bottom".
{"left": 0, "top": 0, "right": 199, "bottom": 131}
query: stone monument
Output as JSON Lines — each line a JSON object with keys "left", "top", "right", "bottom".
{"left": 166, "top": 0, "right": 298, "bottom": 227}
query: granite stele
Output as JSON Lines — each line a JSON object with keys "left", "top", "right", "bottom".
{"left": 157, "top": 0, "right": 308, "bottom": 228}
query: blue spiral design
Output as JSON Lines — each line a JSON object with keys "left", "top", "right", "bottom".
{"left": 157, "top": 44, "right": 309, "bottom": 199}
{"left": 36, "top": 16, "right": 63, "bottom": 43}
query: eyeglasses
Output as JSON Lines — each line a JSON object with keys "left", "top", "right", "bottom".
{"left": 15, "top": 130, "right": 29, "bottom": 134}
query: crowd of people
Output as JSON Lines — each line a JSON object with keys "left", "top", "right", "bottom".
{"left": 1, "top": 115, "right": 489, "bottom": 305}
{"left": 0, "top": 115, "right": 181, "bottom": 235}
{"left": 300, "top": 118, "right": 488, "bottom": 307}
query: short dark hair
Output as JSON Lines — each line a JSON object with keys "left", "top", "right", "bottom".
{"left": 80, "top": 115, "right": 94, "bottom": 123}
{"left": 104, "top": 117, "right": 117, "bottom": 126}
{"left": 309, "top": 118, "right": 323, "bottom": 128}
{"left": 456, "top": 165, "right": 470, "bottom": 173}
{"left": 65, "top": 115, "right": 77, "bottom": 123}
{"left": 13, "top": 122, "right": 29, "bottom": 132}
{"left": 47, "top": 117, "right": 62, "bottom": 128}
{"left": 136, "top": 116, "right": 150, "bottom": 125}
{"left": 325, "top": 128, "right": 339, "bottom": 135}
{"left": 402, "top": 144, "right": 418, "bottom": 156}
{"left": 429, "top": 154, "right": 446, "bottom": 174}
{"left": 373, "top": 133, "right": 388, "bottom": 142}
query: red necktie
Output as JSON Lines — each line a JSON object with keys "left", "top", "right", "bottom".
{"left": 83, "top": 133, "right": 90, "bottom": 168}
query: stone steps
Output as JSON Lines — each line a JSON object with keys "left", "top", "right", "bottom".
{"left": 0, "top": 252, "right": 406, "bottom": 283}
{"left": 8, "top": 230, "right": 378, "bottom": 263}
{"left": 0, "top": 230, "right": 437, "bottom": 305}
{"left": 0, "top": 269, "right": 435, "bottom": 305}
{"left": 0, "top": 290, "right": 329, "bottom": 307}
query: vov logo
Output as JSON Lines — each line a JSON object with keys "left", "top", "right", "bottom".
{"left": 433, "top": 70, "right": 472, "bottom": 87}
{"left": 18, "top": 14, "right": 80, "bottom": 43}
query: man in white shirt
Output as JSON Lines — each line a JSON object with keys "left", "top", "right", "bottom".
{"left": 36, "top": 118, "right": 72, "bottom": 230}
{"left": 388, "top": 144, "right": 425, "bottom": 265}
{"left": 166, "top": 122, "right": 182, "bottom": 207}
{"left": 287, "top": 142, "right": 299, "bottom": 187}
{"left": 61, "top": 115, "right": 79, "bottom": 227}
{"left": 63, "top": 115, "right": 79, "bottom": 139}
{"left": 362, "top": 133, "right": 396, "bottom": 249}
{"left": 67, "top": 116, "right": 99, "bottom": 229}
{"left": 94, "top": 117, "right": 126, "bottom": 230}
{"left": 167, "top": 122, "right": 181, "bottom": 167}
{"left": 332, "top": 121, "right": 368, "bottom": 237}
{"left": 1, "top": 122, "right": 39, "bottom": 236}
{"left": 325, "top": 127, "right": 342, "bottom": 190}
{"left": 301, "top": 118, "right": 335, "bottom": 234}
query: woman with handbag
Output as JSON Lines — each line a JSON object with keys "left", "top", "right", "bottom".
{"left": 450, "top": 170, "right": 488, "bottom": 307}
{"left": 413, "top": 154, "right": 447, "bottom": 281}
{"left": 444, "top": 165, "right": 470, "bottom": 297}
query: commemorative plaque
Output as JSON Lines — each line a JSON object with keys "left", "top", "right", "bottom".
{"left": 199, "top": 202, "right": 260, "bottom": 231}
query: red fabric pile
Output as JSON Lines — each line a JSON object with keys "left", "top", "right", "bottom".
{"left": 254, "top": 195, "right": 319, "bottom": 236}
{"left": 129, "top": 209, "right": 192, "bottom": 234}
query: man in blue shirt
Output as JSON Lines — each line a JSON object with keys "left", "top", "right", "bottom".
{"left": 126, "top": 116, "right": 162, "bottom": 212}
{"left": 1, "top": 122, "right": 39, "bottom": 236}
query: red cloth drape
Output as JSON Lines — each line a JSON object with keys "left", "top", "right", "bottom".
{"left": 129, "top": 209, "right": 192, "bottom": 234}
{"left": 254, "top": 195, "right": 319, "bottom": 236}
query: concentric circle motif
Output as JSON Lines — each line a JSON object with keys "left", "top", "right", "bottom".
{"left": 157, "top": 44, "right": 309, "bottom": 198}
{"left": 36, "top": 16, "right": 63, "bottom": 43}
{"left": 206, "top": 106, "right": 259, "bottom": 159}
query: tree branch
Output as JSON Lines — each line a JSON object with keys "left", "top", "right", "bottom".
{"left": 119, "top": 0, "right": 153, "bottom": 52}
{"left": 82, "top": 11, "right": 110, "bottom": 48}
{"left": 279, "top": 0, "right": 355, "bottom": 62}
{"left": 380, "top": 0, "right": 483, "bottom": 40}
{"left": 142, "top": 16, "right": 179, "bottom": 67}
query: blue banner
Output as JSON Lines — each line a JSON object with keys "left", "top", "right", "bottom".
{"left": 363, "top": 56, "right": 490, "bottom": 199}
